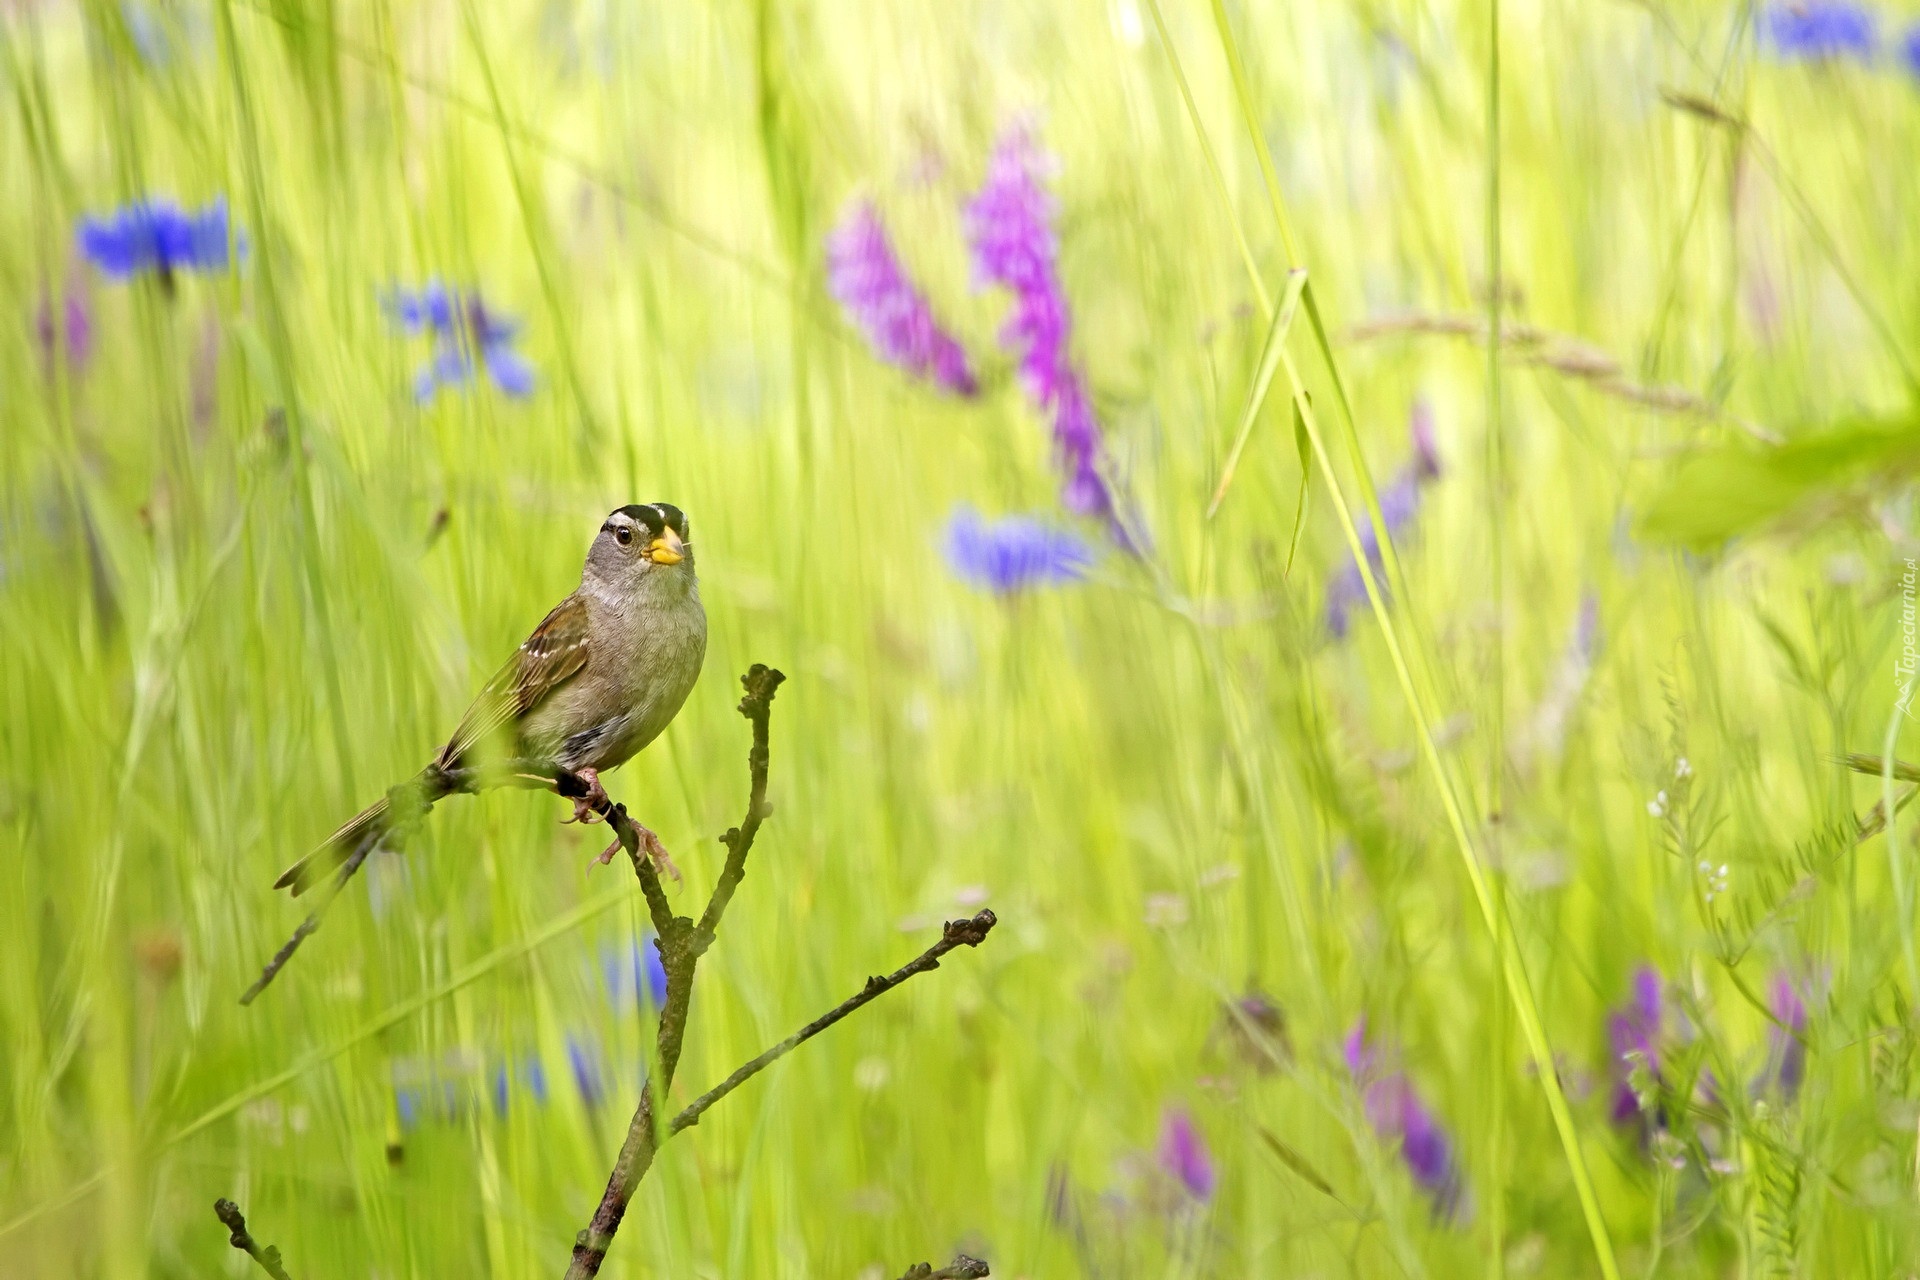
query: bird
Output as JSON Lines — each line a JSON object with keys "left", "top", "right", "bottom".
{"left": 273, "top": 502, "right": 708, "bottom": 896}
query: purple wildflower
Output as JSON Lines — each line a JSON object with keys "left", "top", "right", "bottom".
{"left": 78, "top": 197, "right": 238, "bottom": 281}
{"left": 34, "top": 286, "right": 92, "bottom": 373}
{"left": 1605, "top": 965, "right": 1665, "bottom": 1130}
{"left": 1345, "top": 1019, "right": 1464, "bottom": 1219}
{"left": 1762, "top": 3, "right": 1876, "bottom": 60}
{"left": 825, "top": 200, "right": 976, "bottom": 395}
{"left": 1761, "top": 973, "right": 1808, "bottom": 1102}
{"left": 1157, "top": 1107, "right": 1216, "bottom": 1203}
{"left": 1342, "top": 1017, "right": 1379, "bottom": 1078}
{"left": 944, "top": 505, "right": 1095, "bottom": 594}
{"left": 1901, "top": 25, "right": 1920, "bottom": 78}
{"left": 963, "top": 125, "right": 1120, "bottom": 528}
{"left": 1325, "top": 402, "right": 1442, "bottom": 639}
{"left": 385, "top": 282, "right": 536, "bottom": 403}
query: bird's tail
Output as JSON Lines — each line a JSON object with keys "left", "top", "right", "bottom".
{"left": 273, "top": 795, "right": 393, "bottom": 897}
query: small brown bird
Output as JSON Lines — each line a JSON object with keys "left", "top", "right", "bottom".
{"left": 274, "top": 503, "right": 708, "bottom": 895}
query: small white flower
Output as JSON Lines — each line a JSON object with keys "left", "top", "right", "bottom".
{"left": 1701, "top": 862, "right": 1731, "bottom": 899}
{"left": 1674, "top": 757, "right": 1692, "bottom": 778}
{"left": 1648, "top": 790, "right": 1668, "bottom": 817}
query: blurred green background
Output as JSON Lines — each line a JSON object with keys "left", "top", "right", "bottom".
{"left": 5, "top": 0, "right": 1920, "bottom": 1274}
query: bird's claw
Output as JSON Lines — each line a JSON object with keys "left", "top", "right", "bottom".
{"left": 586, "top": 820, "right": 682, "bottom": 884}
{"left": 560, "top": 768, "right": 610, "bottom": 825}
{"left": 643, "top": 830, "right": 684, "bottom": 884}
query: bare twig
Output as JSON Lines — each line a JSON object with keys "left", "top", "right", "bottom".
{"left": 565, "top": 665, "right": 784, "bottom": 1280}
{"left": 896, "top": 1257, "right": 991, "bottom": 1280}
{"left": 670, "top": 910, "right": 998, "bottom": 1138}
{"left": 213, "top": 1199, "right": 296, "bottom": 1280}
{"left": 1343, "top": 310, "right": 1781, "bottom": 443}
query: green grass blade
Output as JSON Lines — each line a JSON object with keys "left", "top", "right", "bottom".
{"left": 1207, "top": 266, "right": 1305, "bottom": 519}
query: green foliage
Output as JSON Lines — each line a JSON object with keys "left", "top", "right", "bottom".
{"left": 4, "top": 0, "right": 1920, "bottom": 1276}
{"left": 1639, "top": 414, "right": 1920, "bottom": 548}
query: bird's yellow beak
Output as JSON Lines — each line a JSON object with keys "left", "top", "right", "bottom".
{"left": 647, "top": 528, "right": 686, "bottom": 565}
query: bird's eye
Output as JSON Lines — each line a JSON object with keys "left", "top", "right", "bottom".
{"left": 614, "top": 526, "right": 633, "bottom": 547}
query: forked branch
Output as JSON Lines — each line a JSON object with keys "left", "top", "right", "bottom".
{"left": 565, "top": 665, "right": 784, "bottom": 1279}
{"left": 565, "top": 668, "right": 999, "bottom": 1279}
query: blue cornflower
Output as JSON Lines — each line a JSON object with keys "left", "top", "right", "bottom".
{"left": 1899, "top": 24, "right": 1920, "bottom": 77}
{"left": 1761, "top": 3, "right": 1876, "bottom": 61}
{"left": 385, "top": 282, "right": 536, "bottom": 403}
{"left": 566, "top": 1033, "right": 606, "bottom": 1107}
{"left": 944, "top": 505, "right": 1096, "bottom": 594}
{"left": 395, "top": 1084, "right": 423, "bottom": 1130}
{"left": 489, "top": 1053, "right": 550, "bottom": 1115}
{"left": 602, "top": 936, "right": 669, "bottom": 1012}
{"left": 77, "top": 197, "right": 238, "bottom": 282}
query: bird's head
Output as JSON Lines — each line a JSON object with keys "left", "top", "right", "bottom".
{"left": 585, "top": 502, "right": 695, "bottom": 594}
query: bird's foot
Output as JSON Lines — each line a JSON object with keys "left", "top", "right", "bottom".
{"left": 561, "top": 767, "right": 609, "bottom": 825}
{"left": 643, "top": 827, "right": 684, "bottom": 884}
{"left": 589, "top": 816, "right": 682, "bottom": 884}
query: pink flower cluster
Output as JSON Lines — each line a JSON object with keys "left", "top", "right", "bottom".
{"left": 823, "top": 124, "right": 1126, "bottom": 541}
{"left": 962, "top": 126, "right": 1114, "bottom": 522}
{"left": 824, "top": 200, "right": 977, "bottom": 397}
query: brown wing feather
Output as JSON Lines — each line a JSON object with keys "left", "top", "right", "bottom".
{"left": 434, "top": 592, "right": 592, "bottom": 769}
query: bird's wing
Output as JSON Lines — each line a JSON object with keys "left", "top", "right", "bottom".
{"left": 435, "top": 592, "right": 593, "bottom": 769}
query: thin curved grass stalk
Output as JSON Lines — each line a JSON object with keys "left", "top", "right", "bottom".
{"left": 1206, "top": 267, "right": 1306, "bottom": 521}
{"left": 1182, "top": 8, "right": 1623, "bottom": 1274}
{"left": 1286, "top": 343, "right": 1621, "bottom": 1280}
